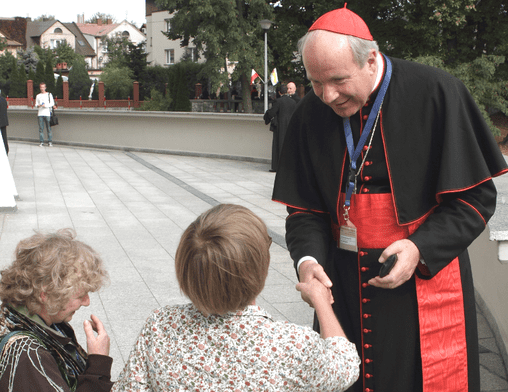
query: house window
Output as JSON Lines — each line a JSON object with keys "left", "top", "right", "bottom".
{"left": 50, "top": 39, "right": 64, "bottom": 49}
{"left": 185, "top": 47, "right": 198, "bottom": 62}
{"left": 165, "top": 19, "right": 171, "bottom": 33}
{"left": 165, "top": 49, "right": 174, "bottom": 64}
{"left": 54, "top": 27, "right": 63, "bottom": 34}
{"left": 122, "top": 30, "right": 130, "bottom": 38}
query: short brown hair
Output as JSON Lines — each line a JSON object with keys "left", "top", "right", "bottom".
{"left": 175, "top": 204, "right": 271, "bottom": 315}
{"left": 0, "top": 228, "right": 109, "bottom": 316}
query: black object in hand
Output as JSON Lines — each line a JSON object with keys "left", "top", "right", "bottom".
{"left": 379, "top": 254, "right": 397, "bottom": 278}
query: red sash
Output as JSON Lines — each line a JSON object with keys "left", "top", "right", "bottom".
{"left": 334, "top": 193, "right": 468, "bottom": 392}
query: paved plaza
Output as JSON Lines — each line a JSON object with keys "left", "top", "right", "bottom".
{"left": 1, "top": 141, "right": 507, "bottom": 390}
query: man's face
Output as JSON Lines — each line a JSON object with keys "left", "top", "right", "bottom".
{"left": 46, "top": 291, "right": 91, "bottom": 324}
{"left": 287, "top": 82, "right": 296, "bottom": 95}
{"left": 302, "top": 31, "right": 377, "bottom": 118}
{"left": 40, "top": 84, "right": 47, "bottom": 93}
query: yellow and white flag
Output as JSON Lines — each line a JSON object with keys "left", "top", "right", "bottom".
{"left": 270, "top": 68, "right": 278, "bottom": 86}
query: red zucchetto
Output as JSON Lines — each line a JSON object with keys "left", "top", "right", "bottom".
{"left": 308, "top": 3, "right": 373, "bottom": 41}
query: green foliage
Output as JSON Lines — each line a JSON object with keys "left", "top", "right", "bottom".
{"left": 86, "top": 13, "right": 116, "bottom": 24}
{"left": 0, "top": 51, "right": 16, "bottom": 96}
{"left": 100, "top": 65, "right": 134, "bottom": 99}
{"left": 34, "top": 14, "right": 55, "bottom": 22}
{"left": 28, "top": 67, "right": 36, "bottom": 83}
{"left": 9, "top": 61, "right": 26, "bottom": 98}
{"left": 55, "top": 73, "right": 63, "bottom": 100}
{"left": 169, "top": 63, "right": 191, "bottom": 111}
{"left": 54, "top": 41, "right": 80, "bottom": 68}
{"left": 34, "top": 60, "right": 45, "bottom": 96}
{"left": 103, "top": 35, "right": 131, "bottom": 69}
{"left": 17, "top": 47, "right": 39, "bottom": 74}
{"left": 156, "top": 0, "right": 274, "bottom": 113}
{"left": 138, "top": 66, "right": 171, "bottom": 101}
{"left": 413, "top": 55, "right": 507, "bottom": 135}
{"left": 0, "top": 37, "right": 7, "bottom": 52}
{"left": 138, "top": 88, "right": 172, "bottom": 111}
{"left": 68, "top": 58, "right": 92, "bottom": 100}
{"left": 45, "top": 56, "right": 55, "bottom": 94}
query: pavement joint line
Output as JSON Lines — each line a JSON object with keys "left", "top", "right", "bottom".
{"left": 124, "top": 151, "right": 287, "bottom": 250}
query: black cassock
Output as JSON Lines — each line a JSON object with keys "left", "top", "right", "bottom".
{"left": 264, "top": 95, "right": 296, "bottom": 171}
{"left": 273, "top": 55, "right": 508, "bottom": 392}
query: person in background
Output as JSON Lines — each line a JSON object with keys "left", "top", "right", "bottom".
{"left": 0, "top": 95, "right": 8, "bottom": 155}
{"left": 272, "top": 5, "right": 508, "bottom": 392}
{"left": 263, "top": 85, "right": 297, "bottom": 172}
{"left": 287, "top": 81, "right": 301, "bottom": 104}
{"left": 35, "top": 82, "right": 56, "bottom": 147}
{"left": 112, "top": 204, "right": 360, "bottom": 392}
{"left": 0, "top": 229, "right": 114, "bottom": 392}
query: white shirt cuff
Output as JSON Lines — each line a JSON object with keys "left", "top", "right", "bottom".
{"left": 297, "top": 256, "right": 318, "bottom": 274}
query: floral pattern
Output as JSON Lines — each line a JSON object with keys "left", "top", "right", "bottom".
{"left": 113, "top": 304, "right": 360, "bottom": 392}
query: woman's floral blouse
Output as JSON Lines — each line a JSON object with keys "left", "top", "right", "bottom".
{"left": 112, "top": 304, "right": 360, "bottom": 392}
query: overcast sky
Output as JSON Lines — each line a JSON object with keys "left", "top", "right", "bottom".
{"left": 1, "top": 0, "right": 146, "bottom": 27}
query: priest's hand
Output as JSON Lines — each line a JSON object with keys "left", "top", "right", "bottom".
{"left": 368, "top": 239, "right": 420, "bottom": 289}
{"left": 298, "top": 260, "right": 333, "bottom": 307}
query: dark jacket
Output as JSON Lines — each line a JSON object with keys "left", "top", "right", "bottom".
{"left": 0, "top": 96, "right": 8, "bottom": 128}
{"left": 0, "top": 306, "right": 113, "bottom": 392}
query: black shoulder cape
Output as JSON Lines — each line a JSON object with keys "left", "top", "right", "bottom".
{"left": 273, "top": 56, "right": 508, "bottom": 225}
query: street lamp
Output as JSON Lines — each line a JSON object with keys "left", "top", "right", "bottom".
{"left": 259, "top": 19, "right": 272, "bottom": 113}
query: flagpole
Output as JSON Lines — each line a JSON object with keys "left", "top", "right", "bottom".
{"left": 260, "top": 20, "right": 272, "bottom": 113}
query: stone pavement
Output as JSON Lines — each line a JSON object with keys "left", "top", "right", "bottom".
{"left": 0, "top": 141, "right": 507, "bottom": 390}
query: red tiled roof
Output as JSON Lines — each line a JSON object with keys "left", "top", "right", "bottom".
{"left": 76, "top": 23, "right": 118, "bottom": 37}
{"left": 0, "top": 17, "right": 27, "bottom": 48}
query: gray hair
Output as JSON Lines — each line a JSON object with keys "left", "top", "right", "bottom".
{"left": 298, "top": 31, "right": 379, "bottom": 68}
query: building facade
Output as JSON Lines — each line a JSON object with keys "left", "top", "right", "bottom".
{"left": 145, "top": 0, "right": 201, "bottom": 66}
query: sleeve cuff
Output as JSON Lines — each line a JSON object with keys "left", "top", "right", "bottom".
{"left": 297, "top": 256, "right": 318, "bottom": 274}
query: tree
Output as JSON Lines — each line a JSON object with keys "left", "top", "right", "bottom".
{"left": 100, "top": 65, "right": 134, "bottom": 99}
{"left": 156, "top": 0, "right": 274, "bottom": 113}
{"left": 139, "top": 88, "right": 172, "bottom": 111}
{"left": 0, "top": 51, "right": 16, "bottom": 95}
{"left": 9, "top": 60, "right": 25, "bottom": 98}
{"left": 55, "top": 72, "right": 64, "bottom": 100}
{"left": 54, "top": 41, "right": 80, "bottom": 68}
{"left": 33, "top": 60, "right": 45, "bottom": 96}
{"left": 45, "top": 55, "right": 56, "bottom": 94}
{"left": 34, "top": 15, "right": 55, "bottom": 22}
{"left": 17, "top": 47, "right": 39, "bottom": 74}
{"left": 168, "top": 62, "right": 191, "bottom": 111}
{"left": 68, "top": 58, "right": 92, "bottom": 100}
{"left": 0, "top": 37, "right": 6, "bottom": 52}
{"left": 86, "top": 13, "right": 116, "bottom": 24}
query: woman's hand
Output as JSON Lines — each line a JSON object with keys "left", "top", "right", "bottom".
{"left": 83, "top": 314, "right": 110, "bottom": 356}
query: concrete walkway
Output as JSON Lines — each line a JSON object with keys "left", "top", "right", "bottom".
{"left": 1, "top": 141, "right": 507, "bottom": 390}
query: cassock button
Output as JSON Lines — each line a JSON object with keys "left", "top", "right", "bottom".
{"left": 364, "top": 344, "right": 372, "bottom": 349}
{"left": 363, "top": 329, "right": 372, "bottom": 333}
{"left": 362, "top": 188, "right": 370, "bottom": 193}
{"left": 362, "top": 114, "right": 369, "bottom": 121}
{"left": 361, "top": 267, "right": 369, "bottom": 272}
{"left": 364, "top": 176, "right": 372, "bottom": 182}
{"left": 362, "top": 298, "right": 371, "bottom": 303}
{"left": 363, "top": 313, "right": 371, "bottom": 319}
{"left": 363, "top": 145, "right": 370, "bottom": 151}
{"left": 364, "top": 161, "right": 373, "bottom": 166}
{"left": 359, "top": 251, "right": 368, "bottom": 257}
{"left": 365, "top": 358, "right": 373, "bottom": 363}
{"left": 365, "top": 388, "right": 374, "bottom": 392}
{"left": 365, "top": 374, "right": 373, "bottom": 379}
{"left": 362, "top": 283, "right": 369, "bottom": 288}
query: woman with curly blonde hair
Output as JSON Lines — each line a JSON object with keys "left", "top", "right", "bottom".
{"left": 0, "top": 228, "right": 113, "bottom": 392}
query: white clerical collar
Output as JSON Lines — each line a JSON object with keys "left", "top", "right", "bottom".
{"left": 371, "top": 52, "right": 385, "bottom": 93}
